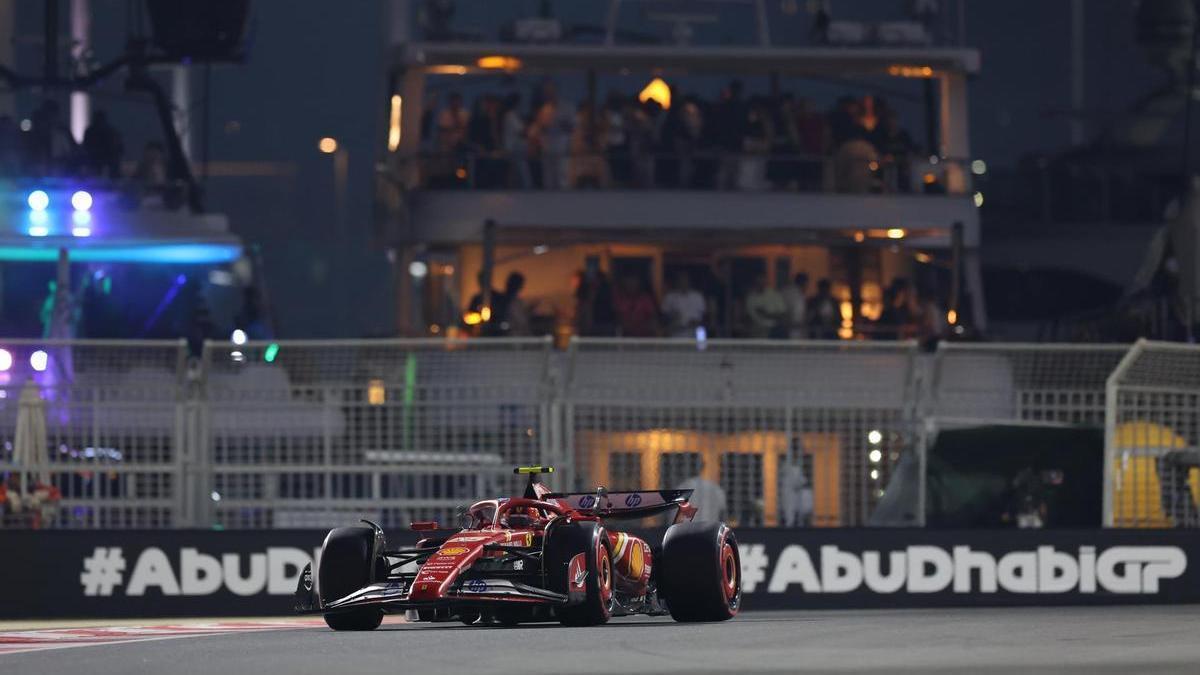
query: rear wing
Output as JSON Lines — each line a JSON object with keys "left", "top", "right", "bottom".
{"left": 546, "top": 489, "right": 694, "bottom": 520}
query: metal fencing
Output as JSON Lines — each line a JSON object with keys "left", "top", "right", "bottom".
{"left": 1105, "top": 340, "right": 1200, "bottom": 528}
{"left": 0, "top": 339, "right": 188, "bottom": 528}
{"left": 2, "top": 337, "right": 1197, "bottom": 530}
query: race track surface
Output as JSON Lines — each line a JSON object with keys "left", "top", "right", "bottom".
{"left": 3, "top": 606, "right": 1199, "bottom": 674}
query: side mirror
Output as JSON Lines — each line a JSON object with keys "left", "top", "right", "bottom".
{"left": 595, "top": 485, "right": 608, "bottom": 509}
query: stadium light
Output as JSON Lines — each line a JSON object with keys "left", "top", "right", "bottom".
{"left": 867, "top": 429, "right": 883, "bottom": 444}
{"left": 30, "top": 350, "right": 48, "bottom": 372}
{"left": 27, "top": 190, "right": 49, "bottom": 211}
{"left": 409, "top": 260, "right": 429, "bottom": 278}
{"left": 28, "top": 211, "right": 49, "bottom": 237}
{"left": 318, "top": 137, "right": 338, "bottom": 153}
{"left": 263, "top": 343, "right": 280, "bottom": 363}
{"left": 71, "top": 190, "right": 93, "bottom": 211}
{"left": 0, "top": 348, "right": 11, "bottom": 372}
{"left": 231, "top": 329, "right": 248, "bottom": 345}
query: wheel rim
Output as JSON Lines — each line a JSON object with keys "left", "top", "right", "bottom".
{"left": 598, "top": 546, "right": 613, "bottom": 605}
{"left": 721, "top": 542, "right": 739, "bottom": 605}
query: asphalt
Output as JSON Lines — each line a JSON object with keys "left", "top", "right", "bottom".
{"left": 3, "top": 606, "right": 1200, "bottom": 674}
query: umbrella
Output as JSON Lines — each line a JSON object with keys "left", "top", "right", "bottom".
{"left": 13, "top": 382, "right": 48, "bottom": 497}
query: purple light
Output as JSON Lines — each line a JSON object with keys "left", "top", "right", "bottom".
{"left": 0, "top": 348, "right": 11, "bottom": 372}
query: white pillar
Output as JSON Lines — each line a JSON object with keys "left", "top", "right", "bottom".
{"left": 937, "top": 72, "right": 971, "bottom": 194}
{"left": 172, "top": 66, "right": 192, "bottom": 161}
{"left": 69, "top": 0, "right": 90, "bottom": 143}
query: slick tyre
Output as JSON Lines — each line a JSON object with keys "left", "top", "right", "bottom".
{"left": 546, "top": 521, "right": 614, "bottom": 626}
{"left": 319, "top": 526, "right": 384, "bottom": 631}
{"left": 659, "top": 522, "right": 741, "bottom": 622}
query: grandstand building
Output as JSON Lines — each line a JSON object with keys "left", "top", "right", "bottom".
{"left": 376, "top": 0, "right": 984, "bottom": 340}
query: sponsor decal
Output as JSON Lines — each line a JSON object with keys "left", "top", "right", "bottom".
{"left": 736, "top": 544, "right": 1188, "bottom": 595}
{"left": 421, "top": 575, "right": 436, "bottom": 581}
{"left": 512, "top": 560, "right": 525, "bottom": 571}
{"left": 625, "top": 493, "right": 643, "bottom": 508}
{"left": 78, "top": 546, "right": 319, "bottom": 598}
{"left": 501, "top": 532, "right": 534, "bottom": 547}
{"left": 301, "top": 567, "right": 313, "bottom": 592}
{"left": 568, "top": 553, "right": 588, "bottom": 594}
{"left": 578, "top": 495, "right": 596, "bottom": 509}
{"left": 450, "top": 536, "right": 489, "bottom": 543}
{"left": 464, "top": 579, "right": 488, "bottom": 593}
{"left": 437, "top": 547, "right": 469, "bottom": 556}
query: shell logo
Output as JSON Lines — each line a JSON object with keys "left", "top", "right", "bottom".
{"left": 438, "top": 547, "right": 469, "bottom": 556}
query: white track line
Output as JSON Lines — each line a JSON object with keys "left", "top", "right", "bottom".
{"left": 0, "top": 619, "right": 336, "bottom": 656}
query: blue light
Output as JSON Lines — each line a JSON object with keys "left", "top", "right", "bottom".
{"left": 28, "top": 210, "right": 49, "bottom": 236}
{"left": 72, "top": 211, "right": 92, "bottom": 226}
{"left": 71, "top": 190, "right": 93, "bottom": 211}
{"left": 28, "top": 225, "right": 49, "bottom": 237}
{"left": 0, "top": 244, "right": 244, "bottom": 264}
{"left": 27, "top": 190, "right": 49, "bottom": 211}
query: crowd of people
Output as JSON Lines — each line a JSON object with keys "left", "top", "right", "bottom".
{"left": 422, "top": 80, "right": 930, "bottom": 194}
{"left": 0, "top": 100, "right": 171, "bottom": 193}
{"left": 466, "top": 267, "right": 948, "bottom": 342}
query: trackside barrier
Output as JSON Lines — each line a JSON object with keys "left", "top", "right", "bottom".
{"left": 0, "top": 528, "right": 1196, "bottom": 618}
{"left": 1, "top": 338, "right": 1197, "bottom": 530}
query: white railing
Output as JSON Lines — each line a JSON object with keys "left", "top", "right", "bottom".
{"left": 1, "top": 337, "right": 1195, "bottom": 530}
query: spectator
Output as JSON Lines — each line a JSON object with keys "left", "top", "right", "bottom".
{"left": 614, "top": 274, "right": 659, "bottom": 337}
{"left": 829, "top": 96, "right": 867, "bottom": 148}
{"left": 420, "top": 92, "right": 439, "bottom": 151}
{"left": 793, "top": 97, "right": 828, "bottom": 190}
{"left": 662, "top": 271, "right": 706, "bottom": 338}
{"left": 466, "top": 271, "right": 504, "bottom": 336}
{"left": 628, "top": 98, "right": 659, "bottom": 188}
{"left": 769, "top": 94, "right": 801, "bottom": 190}
{"left": 603, "top": 92, "right": 631, "bottom": 186}
{"left": 432, "top": 92, "right": 469, "bottom": 186}
{"left": 82, "top": 109, "right": 123, "bottom": 179}
{"left": 677, "top": 461, "right": 728, "bottom": 523}
{"left": 878, "top": 278, "right": 915, "bottom": 339}
{"left": 502, "top": 93, "right": 531, "bottom": 188}
{"left": 780, "top": 272, "right": 810, "bottom": 339}
{"left": 658, "top": 93, "right": 704, "bottom": 188}
{"left": 745, "top": 273, "right": 787, "bottom": 338}
{"left": 808, "top": 278, "right": 840, "bottom": 339}
{"left": 739, "top": 97, "right": 774, "bottom": 191}
{"left": 779, "top": 442, "right": 813, "bottom": 526}
{"left": 569, "top": 102, "right": 609, "bottom": 188}
{"left": 575, "top": 269, "right": 618, "bottom": 336}
{"left": 914, "top": 281, "right": 947, "bottom": 343}
{"left": 467, "top": 94, "right": 504, "bottom": 187}
{"left": 872, "top": 109, "right": 916, "bottom": 192}
{"left": 501, "top": 271, "right": 531, "bottom": 336}
{"left": 712, "top": 80, "right": 748, "bottom": 190}
{"left": 532, "top": 81, "right": 573, "bottom": 189}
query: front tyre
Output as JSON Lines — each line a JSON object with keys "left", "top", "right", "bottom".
{"left": 318, "top": 526, "right": 385, "bottom": 631}
{"left": 658, "top": 522, "right": 740, "bottom": 622}
{"left": 546, "top": 521, "right": 614, "bottom": 626}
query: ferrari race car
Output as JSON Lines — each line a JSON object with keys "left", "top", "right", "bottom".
{"left": 295, "top": 467, "right": 741, "bottom": 629}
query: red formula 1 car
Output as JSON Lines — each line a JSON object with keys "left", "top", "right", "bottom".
{"left": 295, "top": 467, "right": 741, "bottom": 629}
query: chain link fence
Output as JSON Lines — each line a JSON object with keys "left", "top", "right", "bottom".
{"left": 1105, "top": 340, "right": 1200, "bottom": 528}
{"left": 0, "top": 339, "right": 188, "bottom": 528}
{"left": 2, "top": 337, "right": 1197, "bottom": 530}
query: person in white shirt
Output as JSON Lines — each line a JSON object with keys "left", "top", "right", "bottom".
{"left": 778, "top": 444, "right": 813, "bottom": 527}
{"left": 745, "top": 273, "right": 787, "bottom": 338}
{"left": 661, "top": 271, "right": 706, "bottom": 338}
{"left": 780, "top": 272, "right": 809, "bottom": 339}
{"left": 678, "top": 465, "right": 728, "bottom": 523}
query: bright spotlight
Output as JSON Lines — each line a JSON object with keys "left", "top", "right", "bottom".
{"left": 30, "top": 350, "right": 48, "bottom": 372}
{"left": 408, "top": 260, "right": 429, "bottom": 278}
{"left": 231, "top": 329, "right": 248, "bottom": 345}
{"left": 869, "top": 449, "right": 883, "bottom": 464}
{"left": 71, "top": 190, "right": 93, "bottom": 211}
{"left": 867, "top": 429, "right": 883, "bottom": 445}
{"left": 318, "top": 137, "right": 338, "bottom": 154}
{"left": 0, "top": 348, "right": 12, "bottom": 372}
{"left": 27, "top": 190, "right": 49, "bottom": 211}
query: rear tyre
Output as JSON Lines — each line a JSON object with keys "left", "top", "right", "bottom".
{"left": 545, "top": 521, "right": 613, "bottom": 626}
{"left": 319, "top": 526, "right": 385, "bottom": 631}
{"left": 658, "top": 522, "right": 740, "bottom": 622}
